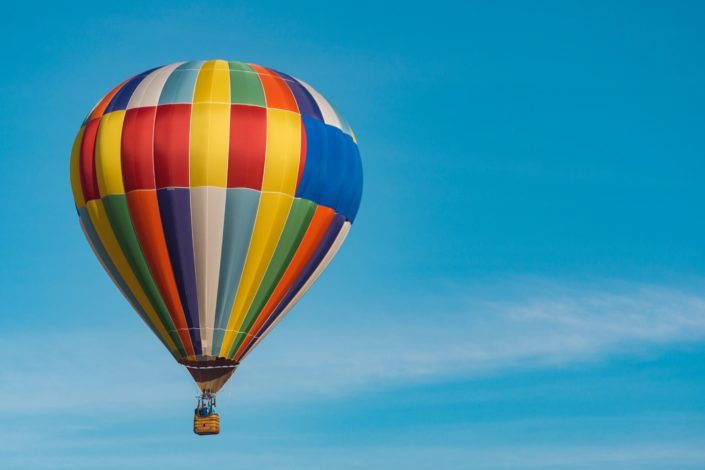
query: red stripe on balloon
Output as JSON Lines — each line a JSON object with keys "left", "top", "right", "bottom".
{"left": 122, "top": 106, "right": 157, "bottom": 192}
{"left": 228, "top": 104, "right": 267, "bottom": 189}
{"left": 79, "top": 118, "right": 101, "bottom": 202}
{"left": 154, "top": 104, "right": 191, "bottom": 188}
{"left": 126, "top": 190, "right": 196, "bottom": 356}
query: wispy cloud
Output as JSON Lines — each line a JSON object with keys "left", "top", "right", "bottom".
{"left": 230, "top": 278, "right": 705, "bottom": 401}
{"left": 2, "top": 278, "right": 704, "bottom": 411}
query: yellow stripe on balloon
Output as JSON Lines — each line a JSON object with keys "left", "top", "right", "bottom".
{"left": 190, "top": 60, "right": 231, "bottom": 351}
{"left": 242, "top": 222, "right": 351, "bottom": 361}
{"left": 218, "top": 108, "right": 301, "bottom": 355}
{"left": 95, "top": 111, "right": 127, "bottom": 196}
{"left": 190, "top": 60, "right": 230, "bottom": 188}
{"left": 261, "top": 108, "right": 301, "bottom": 195}
{"left": 193, "top": 60, "right": 230, "bottom": 103}
{"left": 190, "top": 103, "right": 230, "bottom": 187}
{"left": 219, "top": 192, "right": 294, "bottom": 356}
{"left": 85, "top": 199, "right": 179, "bottom": 354}
{"left": 70, "top": 127, "right": 86, "bottom": 209}
{"left": 191, "top": 60, "right": 230, "bottom": 187}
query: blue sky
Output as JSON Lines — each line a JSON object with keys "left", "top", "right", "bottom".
{"left": 1, "top": 0, "right": 704, "bottom": 468}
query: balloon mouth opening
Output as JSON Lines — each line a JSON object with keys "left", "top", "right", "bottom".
{"left": 178, "top": 357, "right": 240, "bottom": 367}
{"left": 179, "top": 358, "right": 240, "bottom": 394}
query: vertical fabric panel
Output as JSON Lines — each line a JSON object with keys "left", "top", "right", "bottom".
{"left": 189, "top": 60, "right": 231, "bottom": 353}
{"left": 100, "top": 195, "right": 185, "bottom": 354}
{"left": 218, "top": 105, "right": 301, "bottom": 355}
{"left": 189, "top": 102, "right": 230, "bottom": 187}
{"left": 239, "top": 222, "right": 350, "bottom": 361}
{"left": 296, "top": 117, "right": 326, "bottom": 203}
{"left": 218, "top": 192, "right": 293, "bottom": 356}
{"left": 318, "top": 127, "right": 346, "bottom": 211}
{"left": 88, "top": 81, "right": 127, "bottom": 121}
{"left": 227, "top": 104, "right": 266, "bottom": 189}
{"left": 70, "top": 127, "right": 86, "bottom": 208}
{"left": 230, "top": 205, "right": 334, "bottom": 357}
{"left": 296, "top": 79, "right": 342, "bottom": 130}
{"left": 79, "top": 210, "right": 178, "bottom": 356}
{"left": 157, "top": 188, "right": 201, "bottom": 351}
{"left": 95, "top": 110, "right": 126, "bottom": 197}
{"left": 261, "top": 108, "right": 301, "bottom": 195}
{"left": 258, "top": 215, "right": 345, "bottom": 335}
{"left": 121, "top": 107, "right": 157, "bottom": 192}
{"left": 86, "top": 197, "right": 186, "bottom": 357}
{"left": 126, "top": 190, "right": 197, "bottom": 356}
{"left": 105, "top": 73, "right": 150, "bottom": 113}
{"left": 194, "top": 60, "right": 230, "bottom": 103}
{"left": 154, "top": 104, "right": 191, "bottom": 188}
{"left": 274, "top": 70, "right": 323, "bottom": 120}
{"left": 211, "top": 188, "right": 260, "bottom": 355}
{"left": 191, "top": 187, "right": 227, "bottom": 354}
{"left": 228, "top": 62, "right": 266, "bottom": 106}
{"left": 297, "top": 79, "right": 355, "bottom": 139}
{"left": 228, "top": 199, "right": 316, "bottom": 354}
{"left": 159, "top": 61, "right": 204, "bottom": 105}
{"left": 154, "top": 101, "right": 200, "bottom": 351}
{"left": 250, "top": 64, "right": 298, "bottom": 112}
{"left": 79, "top": 119, "right": 101, "bottom": 202}
{"left": 332, "top": 106, "right": 355, "bottom": 139}
{"left": 80, "top": 203, "right": 178, "bottom": 354}
{"left": 127, "top": 62, "right": 183, "bottom": 109}
{"left": 296, "top": 118, "right": 363, "bottom": 222}
{"left": 116, "top": 69, "right": 202, "bottom": 355}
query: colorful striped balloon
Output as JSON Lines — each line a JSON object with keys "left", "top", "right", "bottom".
{"left": 69, "top": 60, "right": 362, "bottom": 393}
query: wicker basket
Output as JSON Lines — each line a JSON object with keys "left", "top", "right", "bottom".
{"left": 194, "top": 414, "right": 220, "bottom": 435}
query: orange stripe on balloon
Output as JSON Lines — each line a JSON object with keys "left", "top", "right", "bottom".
{"left": 126, "top": 190, "right": 195, "bottom": 356}
{"left": 232, "top": 205, "right": 335, "bottom": 360}
{"left": 249, "top": 64, "right": 298, "bottom": 112}
{"left": 88, "top": 80, "right": 127, "bottom": 121}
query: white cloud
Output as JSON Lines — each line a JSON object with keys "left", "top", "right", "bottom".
{"left": 1, "top": 279, "right": 704, "bottom": 411}
{"left": 229, "top": 278, "right": 705, "bottom": 401}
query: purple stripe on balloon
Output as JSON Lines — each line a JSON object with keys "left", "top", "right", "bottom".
{"left": 240, "top": 214, "right": 345, "bottom": 357}
{"left": 273, "top": 70, "right": 323, "bottom": 121}
{"left": 104, "top": 67, "right": 157, "bottom": 113}
{"left": 156, "top": 188, "right": 202, "bottom": 354}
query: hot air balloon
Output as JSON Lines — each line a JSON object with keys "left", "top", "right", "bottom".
{"left": 69, "top": 60, "right": 362, "bottom": 435}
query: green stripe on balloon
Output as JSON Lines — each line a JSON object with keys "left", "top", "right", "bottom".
{"left": 102, "top": 194, "right": 187, "bottom": 357}
{"left": 229, "top": 198, "right": 317, "bottom": 355}
{"left": 79, "top": 207, "right": 172, "bottom": 354}
{"left": 228, "top": 62, "right": 266, "bottom": 107}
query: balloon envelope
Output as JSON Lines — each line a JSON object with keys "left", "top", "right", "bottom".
{"left": 70, "top": 60, "right": 362, "bottom": 392}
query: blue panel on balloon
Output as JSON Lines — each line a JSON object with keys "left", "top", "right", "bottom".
{"left": 298, "top": 117, "right": 362, "bottom": 221}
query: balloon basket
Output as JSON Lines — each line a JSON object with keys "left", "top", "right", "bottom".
{"left": 194, "top": 413, "right": 220, "bottom": 435}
